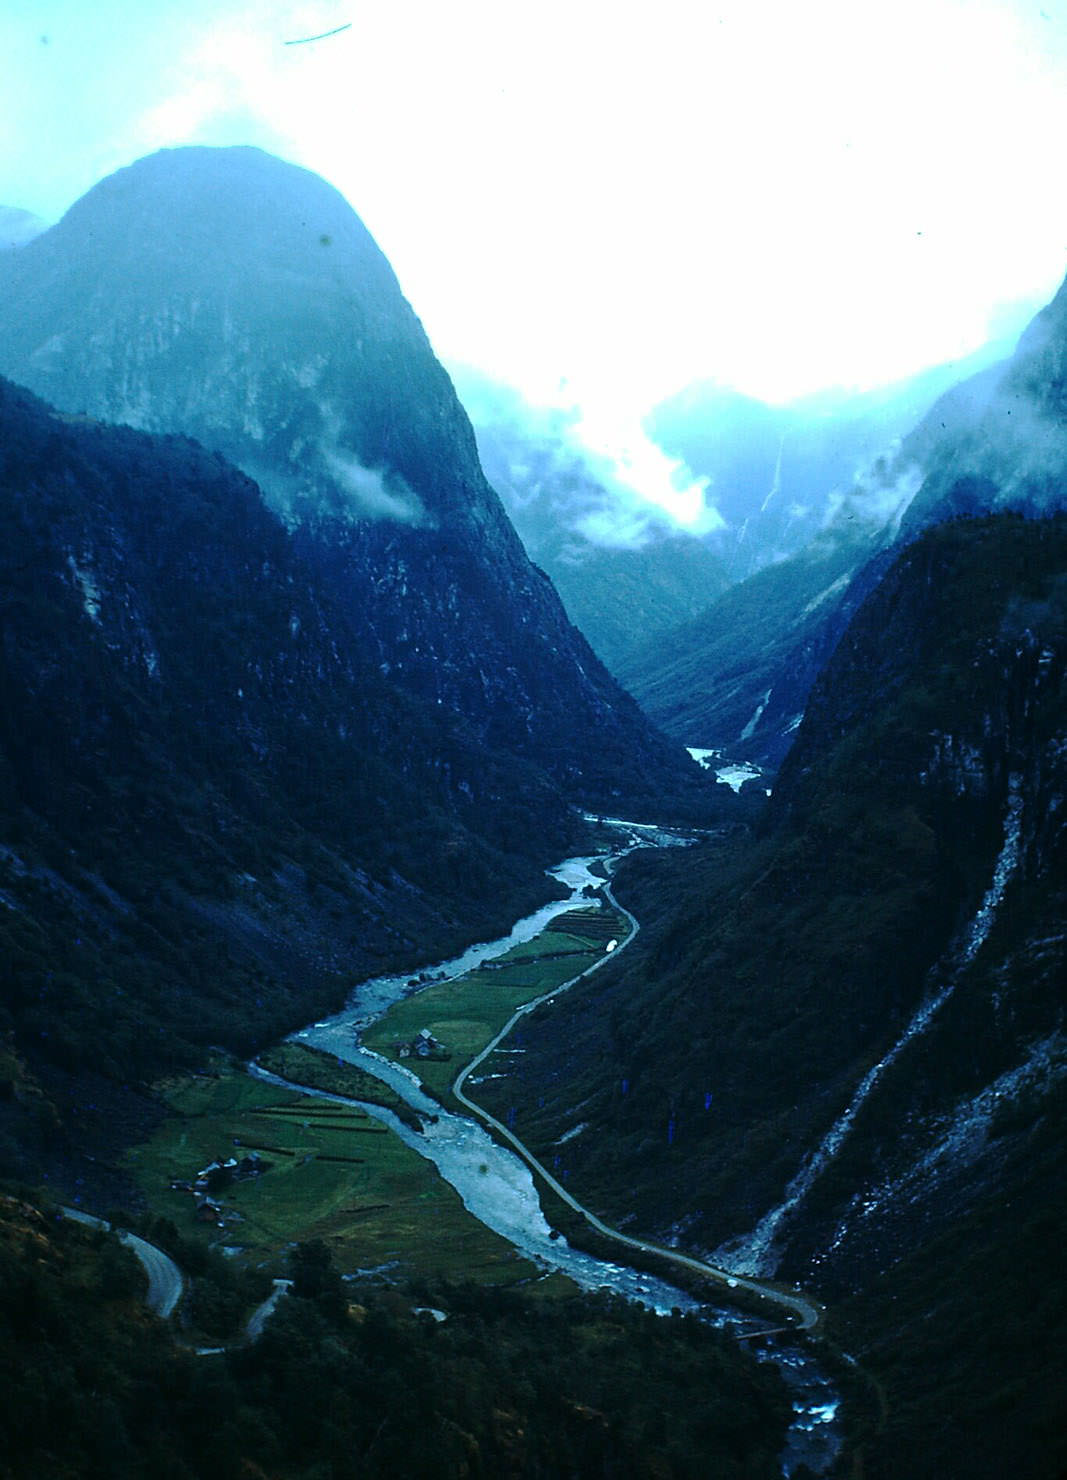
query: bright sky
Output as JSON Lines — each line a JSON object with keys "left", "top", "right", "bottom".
{"left": 3, "top": 0, "right": 1066, "bottom": 521}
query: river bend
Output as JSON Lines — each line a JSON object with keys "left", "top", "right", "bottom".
{"left": 259, "top": 836, "right": 841, "bottom": 1478}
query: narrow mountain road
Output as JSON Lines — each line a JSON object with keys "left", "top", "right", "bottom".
{"left": 60, "top": 1207, "right": 184, "bottom": 1318}
{"left": 453, "top": 878, "right": 823, "bottom": 1334}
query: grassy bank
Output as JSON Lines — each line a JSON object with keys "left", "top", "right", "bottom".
{"left": 360, "top": 905, "right": 628, "bottom": 1102}
{"left": 255, "top": 1040, "right": 424, "bottom": 1130}
{"left": 123, "top": 1062, "right": 540, "bottom": 1286}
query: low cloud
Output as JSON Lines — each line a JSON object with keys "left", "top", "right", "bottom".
{"left": 323, "top": 448, "right": 426, "bottom": 524}
{"left": 563, "top": 405, "right": 723, "bottom": 545}
{"left": 452, "top": 366, "right": 721, "bottom": 554}
{"left": 822, "top": 447, "right": 924, "bottom": 537}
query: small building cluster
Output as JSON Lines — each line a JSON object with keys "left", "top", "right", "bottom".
{"left": 169, "top": 1151, "right": 270, "bottom": 1228}
{"left": 393, "top": 1027, "right": 451, "bottom": 1061}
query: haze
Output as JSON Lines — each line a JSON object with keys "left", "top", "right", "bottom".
{"left": 3, "top": 0, "right": 1066, "bottom": 520}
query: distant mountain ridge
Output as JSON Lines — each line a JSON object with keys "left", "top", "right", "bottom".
{"left": 0, "top": 205, "right": 48, "bottom": 251}
{"left": 449, "top": 346, "right": 1006, "bottom": 682}
{"left": 622, "top": 272, "right": 1067, "bottom": 765}
{"left": 645, "top": 347, "right": 1013, "bottom": 581}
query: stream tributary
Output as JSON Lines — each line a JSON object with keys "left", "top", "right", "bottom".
{"left": 257, "top": 834, "right": 841, "bottom": 1478}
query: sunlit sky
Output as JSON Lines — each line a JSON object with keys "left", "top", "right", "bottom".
{"left": 3, "top": 0, "right": 1067, "bottom": 522}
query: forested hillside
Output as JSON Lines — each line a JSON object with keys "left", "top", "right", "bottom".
{"left": 0, "top": 1195, "right": 790, "bottom": 1480}
{"left": 0, "top": 374, "right": 598, "bottom": 1189}
{"left": 470, "top": 512, "right": 1067, "bottom": 1479}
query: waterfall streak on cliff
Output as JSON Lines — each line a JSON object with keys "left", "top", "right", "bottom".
{"left": 822, "top": 1031, "right": 1066, "bottom": 1259}
{"left": 718, "top": 777, "right": 1025, "bottom": 1276}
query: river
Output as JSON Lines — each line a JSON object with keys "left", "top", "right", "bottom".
{"left": 261, "top": 832, "right": 841, "bottom": 1478}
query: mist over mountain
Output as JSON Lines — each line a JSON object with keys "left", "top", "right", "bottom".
{"left": 451, "top": 348, "right": 1005, "bottom": 680}
{"left": 0, "top": 205, "right": 48, "bottom": 252}
{"left": 899, "top": 273, "right": 1067, "bottom": 534}
{"left": 3, "top": 134, "right": 1065, "bottom": 1480}
{"left": 0, "top": 146, "right": 728, "bottom": 1199}
{"left": 646, "top": 347, "right": 1012, "bottom": 581}
{"left": 0, "top": 146, "right": 702, "bottom": 816}
{"left": 458, "top": 272, "right": 1067, "bottom": 1476}
{"left": 451, "top": 365, "right": 730, "bottom": 670}
{"left": 0, "top": 373, "right": 608, "bottom": 1183}
{"left": 623, "top": 278, "right": 1067, "bottom": 765}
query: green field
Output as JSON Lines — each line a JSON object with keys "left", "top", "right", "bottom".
{"left": 124, "top": 1064, "right": 539, "bottom": 1285}
{"left": 360, "top": 906, "right": 629, "bottom": 1099}
{"left": 124, "top": 905, "right": 629, "bottom": 1290}
{"left": 255, "top": 1040, "right": 424, "bottom": 1129}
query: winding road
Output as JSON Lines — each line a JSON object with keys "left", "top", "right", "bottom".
{"left": 452, "top": 877, "right": 822, "bottom": 1333}
{"left": 65, "top": 842, "right": 817, "bottom": 1346}
{"left": 60, "top": 1207, "right": 184, "bottom": 1318}
{"left": 61, "top": 1206, "right": 295, "bottom": 1347}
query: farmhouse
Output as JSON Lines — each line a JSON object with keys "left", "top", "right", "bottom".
{"left": 394, "top": 1027, "right": 451, "bottom": 1061}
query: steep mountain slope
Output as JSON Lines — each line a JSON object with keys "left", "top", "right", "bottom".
{"left": 615, "top": 521, "right": 887, "bottom": 759}
{"left": 451, "top": 366, "right": 730, "bottom": 671}
{"left": 626, "top": 275, "right": 1067, "bottom": 765}
{"left": 468, "top": 513, "right": 1067, "bottom": 1479}
{"left": 0, "top": 374, "right": 599, "bottom": 1187}
{"left": 0, "top": 146, "right": 700, "bottom": 815}
{"left": 898, "top": 272, "right": 1067, "bottom": 534}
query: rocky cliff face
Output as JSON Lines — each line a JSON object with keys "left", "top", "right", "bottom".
{"left": 0, "top": 146, "right": 697, "bottom": 813}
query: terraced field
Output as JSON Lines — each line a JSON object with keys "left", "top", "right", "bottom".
{"left": 124, "top": 1064, "right": 539, "bottom": 1284}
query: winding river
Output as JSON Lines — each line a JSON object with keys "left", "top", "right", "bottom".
{"left": 258, "top": 831, "right": 841, "bottom": 1478}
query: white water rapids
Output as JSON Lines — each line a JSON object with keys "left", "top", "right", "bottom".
{"left": 266, "top": 832, "right": 841, "bottom": 1477}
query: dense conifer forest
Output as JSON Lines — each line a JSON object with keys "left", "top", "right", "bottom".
{"left": 0, "top": 1196, "right": 790, "bottom": 1479}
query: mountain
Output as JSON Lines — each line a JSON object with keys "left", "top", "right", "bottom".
{"left": 624, "top": 277, "right": 1067, "bottom": 765}
{"left": 0, "top": 372, "right": 627, "bottom": 1184}
{"left": 468, "top": 511, "right": 1067, "bottom": 1478}
{"left": 646, "top": 346, "right": 1015, "bottom": 582}
{"left": 0, "top": 146, "right": 702, "bottom": 817}
{"left": 451, "top": 358, "right": 975, "bottom": 680}
{"left": 898, "top": 274, "right": 1067, "bottom": 535}
{"left": 450, "top": 366, "right": 730, "bottom": 672}
{"left": 0, "top": 205, "right": 48, "bottom": 251}
{"left": 615, "top": 518, "right": 885, "bottom": 760}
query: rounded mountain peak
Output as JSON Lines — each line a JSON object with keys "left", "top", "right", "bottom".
{"left": 0, "top": 143, "right": 498, "bottom": 536}
{"left": 51, "top": 145, "right": 397, "bottom": 293}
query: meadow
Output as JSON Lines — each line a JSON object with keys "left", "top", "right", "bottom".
{"left": 123, "top": 1061, "right": 539, "bottom": 1285}
{"left": 360, "top": 905, "right": 628, "bottom": 1101}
